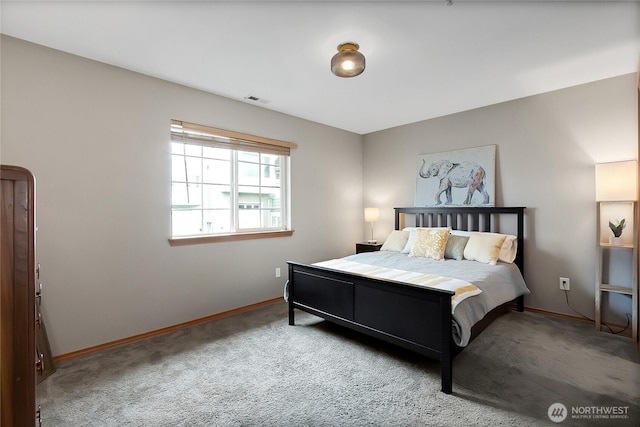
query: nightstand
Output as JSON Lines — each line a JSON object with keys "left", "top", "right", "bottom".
{"left": 356, "top": 242, "right": 383, "bottom": 254}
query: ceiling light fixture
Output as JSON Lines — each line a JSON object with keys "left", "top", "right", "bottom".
{"left": 331, "top": 42, "right": 365, "bottom": 78}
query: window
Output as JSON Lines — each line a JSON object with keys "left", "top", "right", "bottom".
{"left": 169, "top": 120, "right": 296, "bottom": 245}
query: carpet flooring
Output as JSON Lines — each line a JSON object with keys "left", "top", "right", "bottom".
{"left": 38, "top": 302, "right": 639, "bottom": 426}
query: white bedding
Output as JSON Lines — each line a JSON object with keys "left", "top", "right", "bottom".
{"left": 340, "top": 251, "right": 530, "bottom": 347}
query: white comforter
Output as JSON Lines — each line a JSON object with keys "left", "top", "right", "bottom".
{"left": 341, "top": 251, "right": 530, "bottom": 347}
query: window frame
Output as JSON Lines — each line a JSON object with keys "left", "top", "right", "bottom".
{"left": 168, "top": 120, "right": 296, "bottom": 246}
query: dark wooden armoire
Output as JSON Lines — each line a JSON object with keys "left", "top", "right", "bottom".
{"left": 1, "top": 165, "right": 54, "bottom": 426}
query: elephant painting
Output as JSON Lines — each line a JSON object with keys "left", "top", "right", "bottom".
{"left": 419, "top": 159, "right": 490, "bottom": 205}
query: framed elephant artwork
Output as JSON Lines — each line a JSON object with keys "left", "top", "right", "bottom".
{"left": 415, "top": 145, "right": 496, "bottom": 207}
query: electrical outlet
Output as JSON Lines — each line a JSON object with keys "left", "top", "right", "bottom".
{"left": 559, "top": 277, "right": 570, "bottom": 291}
{"left": 275, "top": 268, "right": 281, "bottom": 278}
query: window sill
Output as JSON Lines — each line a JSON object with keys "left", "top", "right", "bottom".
{"left": 169, "top": 230, "right": 294, "bottom": 246}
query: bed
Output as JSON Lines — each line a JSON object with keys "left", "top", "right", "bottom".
{"left": 286, "top": 206, "right": 529, "bottom": 394}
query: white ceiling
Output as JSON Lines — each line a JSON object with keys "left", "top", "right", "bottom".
{"left": 2, "top": 1, "right": 639, "bottom": 134}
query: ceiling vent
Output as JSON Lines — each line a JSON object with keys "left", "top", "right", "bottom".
{"left": 244, "top": 95, "right": 270, "bottom": 104}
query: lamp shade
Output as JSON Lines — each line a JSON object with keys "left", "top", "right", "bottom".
{"left": 595, "top": 160, "right": 638, "bottom": 201}
{"left": 364, "top": 207, "right": 380, "bottom": 222}
{"left": 331, "top": 42, "right": 365, "bottom": 78}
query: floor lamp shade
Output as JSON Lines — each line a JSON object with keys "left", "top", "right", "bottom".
{"left": 595, "top": 160, "right": 638, "bottom": 201}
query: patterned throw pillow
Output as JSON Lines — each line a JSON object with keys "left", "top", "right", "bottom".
{"left": 409, "top": 228, "right": 451, "bottom": 260}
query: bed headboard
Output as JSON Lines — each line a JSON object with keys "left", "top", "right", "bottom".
{"left": 394, "top": 206, "right": 526, "bottom": 273}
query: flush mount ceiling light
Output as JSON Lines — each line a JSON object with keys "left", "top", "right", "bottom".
{"left": 331, "top": 42, "right": 365, "bottom": 78}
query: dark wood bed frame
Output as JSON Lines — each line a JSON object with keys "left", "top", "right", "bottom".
{"left": 287, "top": 206, "right": 526, "bottom": 394}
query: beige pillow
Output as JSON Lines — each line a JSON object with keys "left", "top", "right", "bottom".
{"left": 380, "top": 230, "right": 410, "bottom": 252}
{"left": 463, "top": 232, "right": 507, "bottom": 265}
{"left": 498, "top": 234, "right": 518, "bottom": 263}
{"left": 409, "top": 228, "right": 451, "bottom": 260}
{"left": 452, "top": 230, "right": 518, "bottom": 263}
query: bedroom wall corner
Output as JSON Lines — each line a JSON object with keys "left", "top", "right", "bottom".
{"left": 0, "top": 35, "right": 363, "bottom": 355}
{"left": 362, "top": 73, "right": 639, "bottom": 324}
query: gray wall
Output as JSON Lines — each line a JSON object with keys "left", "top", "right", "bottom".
{"left": 363, "top": 73, "right": 638, "bottom": 323}
{"left": 1, "top": 36, "right": 363, "bottom": 355}
{"left": 2, "top": 35, "right": 637, "bottom": 355}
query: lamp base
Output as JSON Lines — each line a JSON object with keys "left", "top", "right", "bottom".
{"left": 367, "top": 239, "right": 377, "bottom": 244}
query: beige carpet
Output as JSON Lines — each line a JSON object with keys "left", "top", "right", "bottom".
{"left": 38, "top": 301, "right": 639, "bottom": 426}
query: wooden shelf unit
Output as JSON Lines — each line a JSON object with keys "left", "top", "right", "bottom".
{"left": 595, "top": 201, "right": 638, "bottom": 340}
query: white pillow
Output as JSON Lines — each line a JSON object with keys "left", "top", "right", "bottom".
{"left": 380, "top": 230, "right": 410, "bottom": 252}
{"left": 408, "top": 228, "right": 451, "bottom": 260}
{"left": 451, "top": 230, "right": 517, "bottom": 263}
{"left": 401, "top": 227, "right": 418, "bottom": 254}
{"left": 463, "top": 232, "right": 507, "bottom": 265}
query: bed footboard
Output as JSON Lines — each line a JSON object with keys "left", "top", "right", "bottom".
{"left": 287, "top": 261, "right": 455, "bottom": 394}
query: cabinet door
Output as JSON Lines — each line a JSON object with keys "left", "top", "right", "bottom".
{"left": 1, "top": 166, "right": 37, "bottom": 426}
